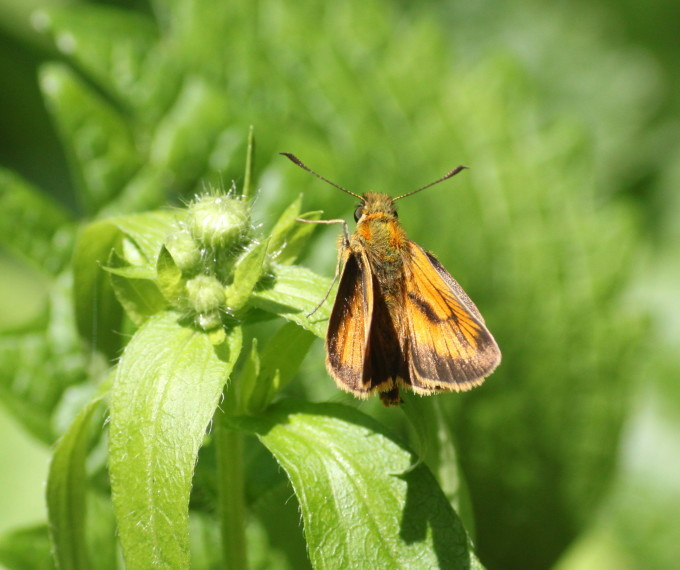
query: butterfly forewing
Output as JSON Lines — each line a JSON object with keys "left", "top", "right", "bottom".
{"left": 325, "top": 249, "right": 374, "bottom": 397}
{"left": 402, "top": 241, "right": 501, "bottom": 392}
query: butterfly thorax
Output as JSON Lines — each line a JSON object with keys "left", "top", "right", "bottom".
{"left": 351, "top": 192, "right": 408, "bottom": 304}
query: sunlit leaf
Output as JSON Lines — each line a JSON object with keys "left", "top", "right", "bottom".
{"left": 105, "top": 251, "right": 167, "bottom": 326}
{"left": 254, "top": 400, "right": 483, "bottom": 569}
{"left": 251, "top": 264, "right": 333, "bottom": 338}
{"left": 109, "top": 311, "right": 242, "bottom": 568}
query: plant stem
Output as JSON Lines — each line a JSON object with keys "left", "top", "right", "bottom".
{"left": 242, "top": 125, "right": 255, "bottom": 200}
{"left": 216, "top": 409, "right": 248, "bottom": 569}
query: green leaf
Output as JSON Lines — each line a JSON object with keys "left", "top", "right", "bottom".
{"left": 188, "top": 511, "right": 221, "bottom": 570}
{"left": 267, "top": 195, "right": 323, "bottom": 265}
{"left": 401, "top": 394, "right": 476, "bottom": 539}
{"left": 273, "top": 210, "right": 323, "bottom": 265}
{"left": 246, "top": 322, "right": 315, "bottom": 412}
{"left": 73, "top": 212, "right": 179, "bottom": 356}
{"left": 47, "top": 395, "right": 106, "bottom": 570}
{"left": 149, "top": 76, "right": 232, "bottom": 187}
{"left": 72, "top": 222, "right": 125, "bottom": 359}
{"left": 109, "top": 312, "right": 242, "bottom": 568}
{"left": 225, "top": 240, "right": 270, "bottom": 312}
{"left": 83, "top": 491, "right": 119, "bottom": 570}
{"left": 108, "top": 211, "right": 180, "bottom": 264}
{"left": 40, "top": 63, "right": 142, "bottom": 214}
{"left": 249, "top": 479, "right": 310, "bottom": 570}
{"left": 106, "top": 251, "right": 167, "bottom": 326}
{"left": 251, "top": 264, "right": 333, "bottom": 338}
{"left": 156, "top": 245, "right": 186, "bottom": 304}
{"left": 267, "top": 194, "right": 302, "bottom": 256}
{"left": 227, "top": 338, "right": 259, "bottom": 415}
{"left": 228, "top": 322, "right": 314, "bottom": 414}
{"left": 255, "top": 400, "right": 482, "bottom": 569}
{"left": 35, "top": 5, "right": 159, "bottom": 106}
{"left": 0, "top": 272, "right": 88, "bottom": 444}
{"left": 0, "top": 525, "right": 53, "bottom": 570}
{"left": 0, "top": 168, "right": 74, "bottom": 274}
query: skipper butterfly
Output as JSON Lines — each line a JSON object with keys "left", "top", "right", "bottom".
{"left": 282, "top": 153, "right": 501, "bottom": 406}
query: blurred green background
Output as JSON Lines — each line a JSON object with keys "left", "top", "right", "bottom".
{"left": 1, "top": 0, "right": 679, "bottom": 568}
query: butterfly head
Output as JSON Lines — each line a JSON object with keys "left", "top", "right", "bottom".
{"left": 354, "top": 193, "right": 397, "bottom": 222}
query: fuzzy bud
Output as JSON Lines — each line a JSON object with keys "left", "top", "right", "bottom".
{"left": 189, "top": 195, "right": 250, "bottom": 250}
{"left": 164, "top": 229, "right": 202, "bottom": 272}
{"left": 197, "top": 311, "right": 222, "bottom": 331}
{"left": 185, "top": 274, "right": 226, "bottom": 314}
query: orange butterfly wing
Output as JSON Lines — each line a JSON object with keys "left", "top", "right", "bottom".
{"left": 325, "top": 248, "right": 374, "bottom": 397}
{"left": 402, "top": 242, "right": 501, "bottom": 393}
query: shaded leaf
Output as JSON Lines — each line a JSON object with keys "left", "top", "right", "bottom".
{"left": 401, "top": 393, "right": 476, "bottom": 539}
{"left": 0, "top": 273, "right": 88, "bottom": 444}
{"left": 0, "top": 168, "right": 74, "bottom": 274}
{"left": 47, "top": 395, "right": 106, "bottom": 569}
{"left": 72, "top": 222, "right": 125, "bottom": 359}
{"left": 246, "top": 322, "right": 315, "bottom": 412}
{"left": 149, "top": 76, "right": 232, "bottom": 187}
{"left": 40, "top": 63, "right": 142, "bottom": 214}
{"left": 35, "top": 5, "right": 159, "bottom": 106}
{"left": 0, "top": 525, "right": 53, "bottom": 570}
{"left": 249, "top": 478, "right": 311, "bottom": 570}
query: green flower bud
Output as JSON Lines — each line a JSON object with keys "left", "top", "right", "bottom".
{"left": 164, "top": 229, "right": 202, "bottom": 272}
{"left": 189, "top": 195, "right": 250, "bottom": 250}
{"left": 197, "top": 311, "right": 222, "bottom": 331}
{"left": 185, "top": 274, "right": 226, "bottom": 314}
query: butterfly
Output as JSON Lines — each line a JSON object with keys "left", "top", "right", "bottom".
{"left": 282, "top": 153, "right": 501, "bottom": 405}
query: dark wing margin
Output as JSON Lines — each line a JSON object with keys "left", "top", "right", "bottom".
{"left": 325, "top": 249, "right": 374, "bottom": 397}
{"left": 403, "top": 242, "right": 501, "bottom": 393}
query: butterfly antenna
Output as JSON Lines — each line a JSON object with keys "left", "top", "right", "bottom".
{"left": 280, "top": 153, "right": 363, "bottom": 200}
{"left": 393, "top": 165, "right": 468, "bottom": 201}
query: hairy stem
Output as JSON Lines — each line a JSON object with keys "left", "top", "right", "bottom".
{"left": 216, "top": 409, "right": 248, "bottom": 569}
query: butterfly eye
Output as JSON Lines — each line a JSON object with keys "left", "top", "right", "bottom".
{"left": 353, "top": 205, "right": 364, "bottom": 222}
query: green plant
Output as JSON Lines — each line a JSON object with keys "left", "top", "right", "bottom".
{"left": 0, "top": 1, "right": 660, "bottom": 569}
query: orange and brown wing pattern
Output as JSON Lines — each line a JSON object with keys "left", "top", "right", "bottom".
{"left": 402, "top": 242, "right": 501, "bottom": 393}
{"left": 325, "top": 249, "right": 374, "bottom": 397}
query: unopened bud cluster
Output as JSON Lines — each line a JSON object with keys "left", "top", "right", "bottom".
{"left": 163, "top": 192, "right": 254, "bottom": 332}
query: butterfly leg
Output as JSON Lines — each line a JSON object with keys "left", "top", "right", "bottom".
{"left": 295, "top": 218, "right": 350, "bottom": 317}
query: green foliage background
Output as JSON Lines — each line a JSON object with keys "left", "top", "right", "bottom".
{"left": 0, "top": 0, "right": 679, "bottom": 568}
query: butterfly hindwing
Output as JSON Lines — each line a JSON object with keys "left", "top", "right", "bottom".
{"left": 364, "top": 271, "right": 405, "bottom": 393}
